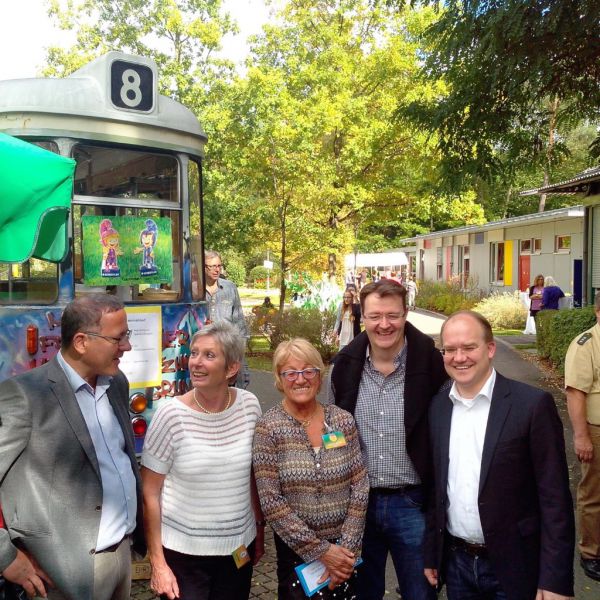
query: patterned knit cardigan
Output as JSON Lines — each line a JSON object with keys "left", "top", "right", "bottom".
{"left": 252, "top": 403, "right": 369, "bottom": 563}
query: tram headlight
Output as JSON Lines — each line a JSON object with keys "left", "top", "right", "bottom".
{"left": 129, "top": 393, "right": 147, "bottom": 414}
{"left": 26, "top": 324, "right": 39, "bottom": 355}
{"left": 131, "top": 416, "right": 148, "bottom": 438}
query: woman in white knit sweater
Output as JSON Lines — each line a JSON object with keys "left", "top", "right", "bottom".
{"left": 141, "top": 321, "right": 264, "bottom": 600}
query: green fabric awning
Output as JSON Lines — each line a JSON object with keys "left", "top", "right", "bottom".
{"left": 0, "top": 132, "right": 75, "bottom": 263}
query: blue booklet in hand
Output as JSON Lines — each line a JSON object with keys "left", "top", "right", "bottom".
{"left": 294, "top": 557, "right": 362, "bottom": 597}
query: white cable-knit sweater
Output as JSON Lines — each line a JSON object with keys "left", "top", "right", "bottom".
{"left": 141, "top": 389, "right": 262, "bottom": 556}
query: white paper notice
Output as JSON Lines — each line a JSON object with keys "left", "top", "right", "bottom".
{"left": 119, "top": 306, "right": 162, "bottom": 388}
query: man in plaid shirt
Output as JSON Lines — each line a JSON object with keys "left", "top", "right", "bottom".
{"left": 329, "top": 279, "right": 448, "bottom": 600}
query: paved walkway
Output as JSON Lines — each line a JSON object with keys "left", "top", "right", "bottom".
{"left": 132, "top": 309, "right": 599, "bottom": 599}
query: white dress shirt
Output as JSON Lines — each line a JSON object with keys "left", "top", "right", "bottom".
{"left": 57, "top": 352, "right": 137, "bottom": 551}
{"left": 446, "top": 369, "right": 496, "bottom": 544}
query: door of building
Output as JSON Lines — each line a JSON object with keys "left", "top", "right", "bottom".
{"left": 519, "top": 255, "right": 530, "bottom": 291}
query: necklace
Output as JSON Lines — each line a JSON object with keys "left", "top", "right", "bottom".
{"left": 283, "top": 400, "right": 319, "bottom": 428}
{"left": 193, "top": 387, "right": 231, "bottom": 414}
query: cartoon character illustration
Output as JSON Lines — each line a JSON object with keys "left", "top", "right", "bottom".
{"left": 99, "top": 219, "right": 122, "bottom": 277}
{"left": 134, "top": 218, "right": 158, "bottom": 276}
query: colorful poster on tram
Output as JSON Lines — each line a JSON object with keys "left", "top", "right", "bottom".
{"left": 81, "top": 215, "right": 173, "bottom": 285}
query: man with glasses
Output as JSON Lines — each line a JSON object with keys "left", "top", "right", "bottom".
{"left": 329, "top": 279, "right": 448, "bottom": 600}
{"left": 0, "top": 294, "right": 145, "bottom": 600}
{"left": 424, "top": 310, "right": 574, "bottom": 600}
{"left": 204, "top": 250, "right": 250, "bottom": 388}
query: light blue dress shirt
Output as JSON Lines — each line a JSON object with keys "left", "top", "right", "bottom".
{"left": 56, "top": 352, "right": 137, "bottom": 551}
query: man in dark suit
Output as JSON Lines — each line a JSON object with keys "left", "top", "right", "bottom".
{"left": 0, "top": 294, "right": 145, "bottom": 600}
{"left": 329, "top": 279, "right": 448, "bottom": 600}
{"left": 424, "top": 310, "right": 574, "bottom": 600}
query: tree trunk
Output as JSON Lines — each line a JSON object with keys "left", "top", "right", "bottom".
{"left": 538, "top": 96, "right": 560, "bottom": 213}
{"left": 328, "top": 253, "right": 337, "bottom": 282}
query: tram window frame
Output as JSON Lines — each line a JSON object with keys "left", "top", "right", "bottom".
{"left": 188, "top": 158, "right": 204, "bottom": 301}
{"left": 0, "top": 259, "right": 59, "bottom": 305}
{"left": 71, "top": 142, "right": 184, "bottom": 303}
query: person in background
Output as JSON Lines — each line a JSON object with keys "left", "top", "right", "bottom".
{"left": 564, "top": 292, "right": 600, "bottom": 582}
{"left": 253, "top": 339, "right": 369, "bottom": 599}
{"left": 406, "top": 276, "right": 418, "bottom": 310}
{"left": 0, "top": 294, "right": 144, "bottom": 600}
{"left": 541, "top": 275, "right": 565, "bottom": 310}
{"left": 425, "top": 310, "right": 574, "bottom": 600}
{"left": 204, "top": 250, "right": 250, "bottom": 388}
{"left": 141, "top": 322, "right": 264, "bottom": 600}
{"left": 329, "top": 279, "right": 448, "bottom": 600}
{"left": 528, "top": 274, "right": 545, "bottom": 318}
{"left": 334, "top": 289, "right": 362, "bottom": 350}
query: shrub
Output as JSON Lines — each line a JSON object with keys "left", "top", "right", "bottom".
{"left": 268, "top": 307, "right": 338, "bottom": 363}
{"left": 222, "top": 256, "right": 246, "bottom": 287}
{"left": 473, "top": 291, "right": 527, "bottom": 330}
{"left": 248, "top": 265, "right": 268, "bottom": 288}
{"left": 417, "top": 278, "right": 481, "bottom": 315}
{"left": 536, "top": 307, "right": 596, "bottom": 374}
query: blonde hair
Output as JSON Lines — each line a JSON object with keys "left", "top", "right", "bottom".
{"left": 272, "top": 338, "right": 325, "bottom": 393}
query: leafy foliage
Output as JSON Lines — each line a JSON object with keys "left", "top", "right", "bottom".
{"left": 266, "top": 307, "right": 338, "bottom": 362}
{"left": 536, "top": 306, "right": 596, "bottom": 374}
{"left": 398, "top": 0, "right": 600, "bottom": 198}
{"left": 473, "top": 291, "right": 527, "bottom": 330}
{"left": 416, "top": 278, "right": 482, "bottom": 314}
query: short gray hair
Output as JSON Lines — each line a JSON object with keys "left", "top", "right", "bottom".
{"left": 205, "top": 250, "right": 222, "bottom": 262}
{"left": 544, "top": 276, "right": 557, "bottom": 287}
{"left": 190, "top": 321, "right": 245, "bottom": 368}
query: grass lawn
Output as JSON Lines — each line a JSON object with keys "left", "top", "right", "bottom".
{"left": 513, "top": 343, "right": 537, "bottom": 350}
{"left": 247, "top": 354, "right": 274, "bottom": 371}
{"left": 492, "top": 328, "right": 525, "bottom": 336}
{"left": 239, "top": 287, "right": 280, "bottom": 308}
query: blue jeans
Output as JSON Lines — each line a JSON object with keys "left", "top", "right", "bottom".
{"left": 357, "top": 487, "right": 434, "bottom": 600}
{"left": 445, "top": 545, "right": 507, "bottom": 600}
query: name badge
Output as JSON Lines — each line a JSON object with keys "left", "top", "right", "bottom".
{"left": 232, "top": 544, "right": 251, "bottom": 569}
{"left": 322, "top": 431, "right": 346, "bottom": 449}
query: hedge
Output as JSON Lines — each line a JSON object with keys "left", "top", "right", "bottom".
{"left": 536, "top": 307, "right": 596, "bottom": 374}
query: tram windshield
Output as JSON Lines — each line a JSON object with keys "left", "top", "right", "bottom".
{"left": 0, "top": 142, "right": 199, "bottom": 305}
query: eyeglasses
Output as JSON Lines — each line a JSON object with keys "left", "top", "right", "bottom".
{"left": 83, "top": 330, "right": 132, "bottom": 346}
{"left": 205, "top": 264, "right": 222, "bottom": 270}
{"left": 441, "top": 344, "right": 480, "bottom": 357}
{"left": 363, "top": 313, "right": 406, "bottom": 323}
{"left": 280, "top": 368, "right": 321, "bottom": 382}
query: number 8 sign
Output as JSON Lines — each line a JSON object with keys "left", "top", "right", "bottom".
{"left": 110, "top": 60, "right": 154, "bottom": 112}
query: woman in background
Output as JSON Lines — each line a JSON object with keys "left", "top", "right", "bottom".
{"left": 334, "top": 290, "right": 361, "bottom": 350}
{"left": 528, "top": 274, "right": 545, "bottom": 318}
{"left": 541, "top": 275, "right": 565, "bottom": 310}
{"left": 253, "top": 339, "right": 369, "bottom": 599}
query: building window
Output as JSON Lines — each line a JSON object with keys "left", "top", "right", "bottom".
{"left": 555, "top": 235, "right": 571, "bottom": 253}
{"left": 520, "top": 238, "right": 541, "bottom": 255}
{"left": 436, "top": 247, "right": 443, "bottom": 280}
{"left": 490, "top": 242, "right": 505, "bottom": 284}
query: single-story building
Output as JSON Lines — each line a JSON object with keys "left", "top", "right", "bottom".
{"left": 400, "top": 206, "right": 585, "bottom": 305}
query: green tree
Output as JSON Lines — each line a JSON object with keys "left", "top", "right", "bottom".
{"left": 397, "top": 0, "right": 600, "bottom": 195}
{"left": 46, "top": 0, "right": 236, "bottom": 112}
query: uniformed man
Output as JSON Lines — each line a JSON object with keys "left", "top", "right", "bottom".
{"left": 565, "top": 291, "right": 600, "bottom": 581}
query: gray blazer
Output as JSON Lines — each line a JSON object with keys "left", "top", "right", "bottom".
{"left": 0, "top": 357, "right": 145, "bottom": 600}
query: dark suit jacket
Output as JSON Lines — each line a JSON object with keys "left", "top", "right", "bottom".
{"left": 331, "top": 322, "right": 449, "bottom": 487}
{"left": 0, "top": 357, "right": 145, "bottom": 600}
{"left": 425, "top": 373, "right": 574, "bottom": 600}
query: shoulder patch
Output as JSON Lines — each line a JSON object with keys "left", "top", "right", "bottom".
{"left": 578, "top": 332, "right": 593, "bottom": 345}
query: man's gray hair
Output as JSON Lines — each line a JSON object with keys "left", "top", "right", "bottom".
{"left": 205, "top": 250, "right": 222, "bottom": 262}
{"left": 191, "top": 321, "right": 245, "bottom": 368}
